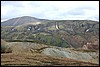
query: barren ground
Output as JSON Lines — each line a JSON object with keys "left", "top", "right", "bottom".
{"left": 1, "top": 53, "right": 99, "bottom": 66}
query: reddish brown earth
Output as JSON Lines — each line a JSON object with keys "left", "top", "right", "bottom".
{"left": 82, "top": 40, "right": 99, "bottom": 50}
{"left": 1, "top": 53, "right": 99, "bottom": 66}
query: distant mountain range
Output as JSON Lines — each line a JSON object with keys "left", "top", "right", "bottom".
{"left": 1, "top": 16, "right": 99, "bottom": 50}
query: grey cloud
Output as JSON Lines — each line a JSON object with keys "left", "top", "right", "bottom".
{"left": 56, "top": 6, "right": 98, "bottom": 21}
{"left": 1, "top": 1, "right": 23, "bottom": 7}
{"left": 67, "top": 9, "right": 84, "bottom": 16}
{"left": 62, "top": 6, "right": 94, "bottom": 16}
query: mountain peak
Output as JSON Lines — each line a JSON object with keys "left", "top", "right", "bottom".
{"left": 1, "top": 16, "right": 49, "bottom": 26}
{"left": 18, "top": 16, "right": 38, "bottom": 19}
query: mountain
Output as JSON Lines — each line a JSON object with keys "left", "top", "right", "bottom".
{"left": 1, "top": 16, "right": 99, "bottom": 50}
{"left": 1, "top": 16, "right": 49, "bottom": 26}
{"left": 1, "top": 16, "right": 99, "bottom": 66}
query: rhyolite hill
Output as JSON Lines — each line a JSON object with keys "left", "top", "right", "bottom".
{"left": 1, "top": 16, "right": 99, "bottom": 50}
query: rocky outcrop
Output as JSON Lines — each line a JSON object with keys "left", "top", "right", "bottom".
{"left": 41, "top": 48, "right": 99, "bottom": 64}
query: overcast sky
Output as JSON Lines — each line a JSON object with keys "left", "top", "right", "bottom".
{"left": 1, "top": 1, "right": 99, "bottom": 22}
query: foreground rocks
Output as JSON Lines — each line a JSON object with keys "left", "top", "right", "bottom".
{"left": 1, "top": 41, "right": 99, "bottom": 66}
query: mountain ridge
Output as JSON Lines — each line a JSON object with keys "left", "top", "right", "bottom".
{"left": 1, "top": 16, "right": 98, "bottom": 26}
